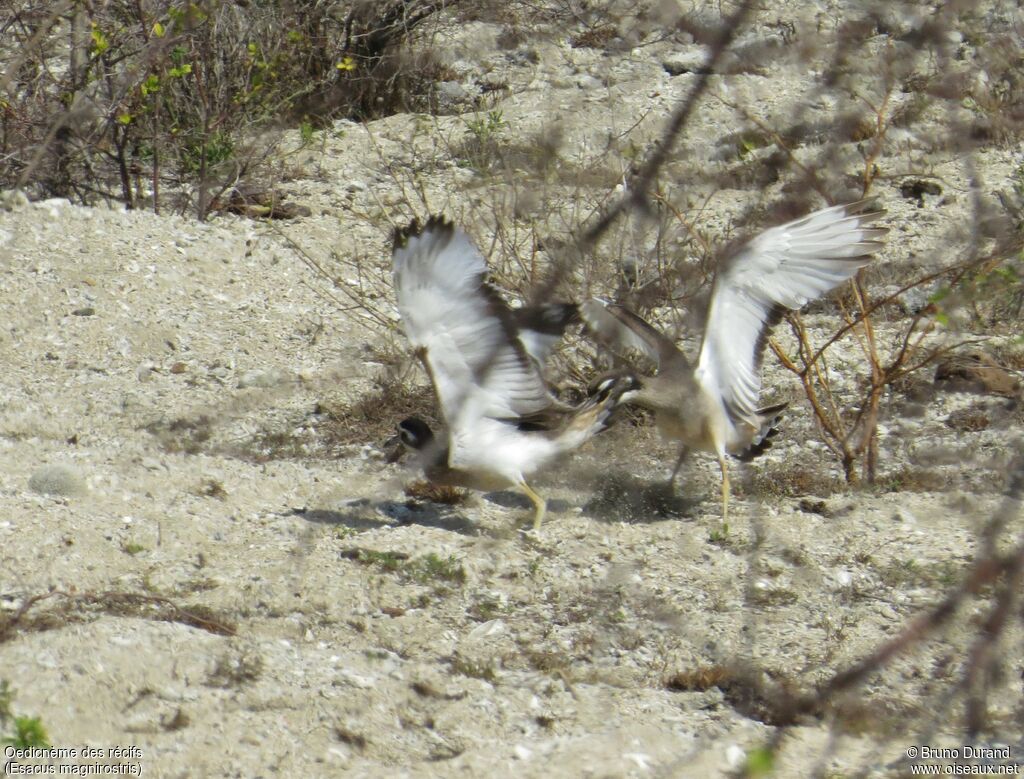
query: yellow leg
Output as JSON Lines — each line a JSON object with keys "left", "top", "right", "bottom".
{"left": 519, "top": 481, "right": 547, "bottom": 530}
{"left": 718, "top": 455, "right": 730, "bottom": 523}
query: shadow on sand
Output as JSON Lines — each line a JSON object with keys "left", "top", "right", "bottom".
{"left": 290, "top": 500, "right": 480, "bottom": 535}
{"left": 582, "top": 472, "right": 702, "bottom": 523}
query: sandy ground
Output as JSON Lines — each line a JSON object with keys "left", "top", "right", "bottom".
{"left": 2, "top": 2, "right": 1023, "bottom": 777}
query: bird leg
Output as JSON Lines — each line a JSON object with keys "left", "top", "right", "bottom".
{"left": 519, "top": 481, "right": 547, "bottom": 530}
{"left": 718, "top": 454, "right": 730, "bottom": 525}
{"left": 668, "top": 446, "right": 689, "bottom": 492}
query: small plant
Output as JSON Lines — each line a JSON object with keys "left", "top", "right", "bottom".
{"left": 205, "top": 652, "right": 264, "bottom": 688}
{"left": 875, "top": 557, "right": 966, "bottom": 590}
{"left": 748, "top": 585, "right": 799, "bottom": 607}
{"left": 470, "top": 597, "right": 504, "bottom": 622}
{"left": 744, "top": 746, "right": 776, "bottom": 777}
{"left": 464, "top": 110, "right": 507, "bottom": 145}
{"left": 121, "top": 541, "right": 147, "bottom": 555}
{"left": 410, "top": 553, "right": 467, "bottom": 585}
{"left": 450, "top": 655, "right": 498, "bottom": 683}
{"left": 6, "top": 717, "right": 49, "bottom": 749}
{"left": 350, "top": 548, "right": 408, "bottom": 574}
{"left": 0, "top": 681, "right": 50, "bottom": 748}
{"left": 299, "top": 121, "right": 317, "bottom": 146}
{"left": 459, "top": 110, "right": 510, "bottom": 171}
{"left": 707, "top": 522, "right": 731, "bottom": 546}
{"left": 197, "top": 479, "right": 228, "bottom": 500}
{"left": 343, "top": 548, "right": 466, "bottom": 587}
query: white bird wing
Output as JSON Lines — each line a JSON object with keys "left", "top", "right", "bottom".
{"left": 697, "top": 201, "right": 886, "bottom": 423}
{"left": 392, "top": 217, "right": 554, "bottom": 436}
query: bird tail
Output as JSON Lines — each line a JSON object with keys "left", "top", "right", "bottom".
{"left": 556, "top": 373, "right": 637, "bottom": 451}
{"left": 735, "top": 402, "right": 787, "bottom": 462}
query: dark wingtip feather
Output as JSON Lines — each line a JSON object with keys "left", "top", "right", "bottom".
{"left": 751, "top": 303, "right": 787, "bottom": 378}
{"left": 392, "top": 214, "right": 453, "bottom": 251}
{"left": 513, "top": 302, "right": 580, "bottom": 336}
{"left": 735, "top": 402, "right": 787, "bottom": 462}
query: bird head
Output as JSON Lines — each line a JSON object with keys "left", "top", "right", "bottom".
{"left": 396, "top": 416, "right": 435, "bottom": 450}
{"left": 383, "top": 416, "right": 436, "bottom": 463}
{"left": 589, "top": 369, "right": 643, "bottom": 402}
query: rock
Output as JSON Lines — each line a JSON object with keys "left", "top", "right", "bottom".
{"left": 898, "top": 178, "right": 943, "bottom": 206}
{"left": 0, "top": 189, "right": 29, "bottom": 211}
{"left": 435, "top": 81, "right": 475, "bottom": 113}
{"left": 237, "top": 368, "right": 289, "bottom": 388}
{"left": 662, "top": 48, "right": 710, "bottom": 76}
{"left": 211, "top": 184, "right": 312, "bottom": 220}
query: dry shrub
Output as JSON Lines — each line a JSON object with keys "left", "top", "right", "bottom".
{"left": 403, "top": 480, "right": 469, "bottom": 505}
{"left": 749, "top": 462, "right": 844, "bottom": 500}
{"left": 143, "top": 414, "right": 214, "bottom": 455}
{"left": 0, "top": 1, "right": 456, "bottom": 214}
{"left": 319, "top": 373, "right": 437, "bottom": 447}
{"left": 945, "top": 405, "right": 991, "bottom": 433}
{"left": 874, "top": 466, "right": 950, "bottom": 494}
{"left": 664, "top": 665, "right": 731, "bottom": 692}
{"left": 0, "top": 590, "right": 235, "bottom": 644}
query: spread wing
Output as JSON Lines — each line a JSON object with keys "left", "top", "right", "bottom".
{"left": 511, "top": 302, "right": 578, "bottom": 369}
{"left": 698, "top": 200, "right": 887, "bottom": 422}
{"left": 392, "top": 216, "right": 554, "bottom": 433}
{"left": 579, "top": 297, "right": 689, "bottom": 378}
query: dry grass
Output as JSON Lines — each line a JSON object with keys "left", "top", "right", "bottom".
{"left": 0, "top": 591, "right": 236, "bottom": 644}
{"left": 319, "top": 375, "right": 437, "bottom": 447}
{"left": 748, "top": 463, "right": 844, "bottom": 500}
{"left": 403, "top": 481, "right": 470, "bottom": 505}
{"left": 946, "top": 405, "right": 992, "bottom": 433}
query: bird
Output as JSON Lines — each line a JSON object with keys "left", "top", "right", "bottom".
{"left": 579, "top": 200, "right": 887, "bottom": 521}
{"left": 510, "top": 302, "right": 579, "bottom": 372}
{"left": 391, "top": 215, "right": 631, "bottom": 530}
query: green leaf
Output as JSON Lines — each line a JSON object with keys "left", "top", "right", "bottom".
{"left": 744, "top": 747, "right": 775, "bottom": 776}
{"left": 90, "top": 24, "right": 109, "bottom": 56}
{"left": 6, "top": 716, "right": 49, "bottom": 749}
{"left": 117, "top": 113, "right": 133, "bottom": 124}
{"left": 153, "top": 21, "right": 165, "bottom": 38}
{"left": 140, "top": 74, "right": 161, "bottom": 97}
